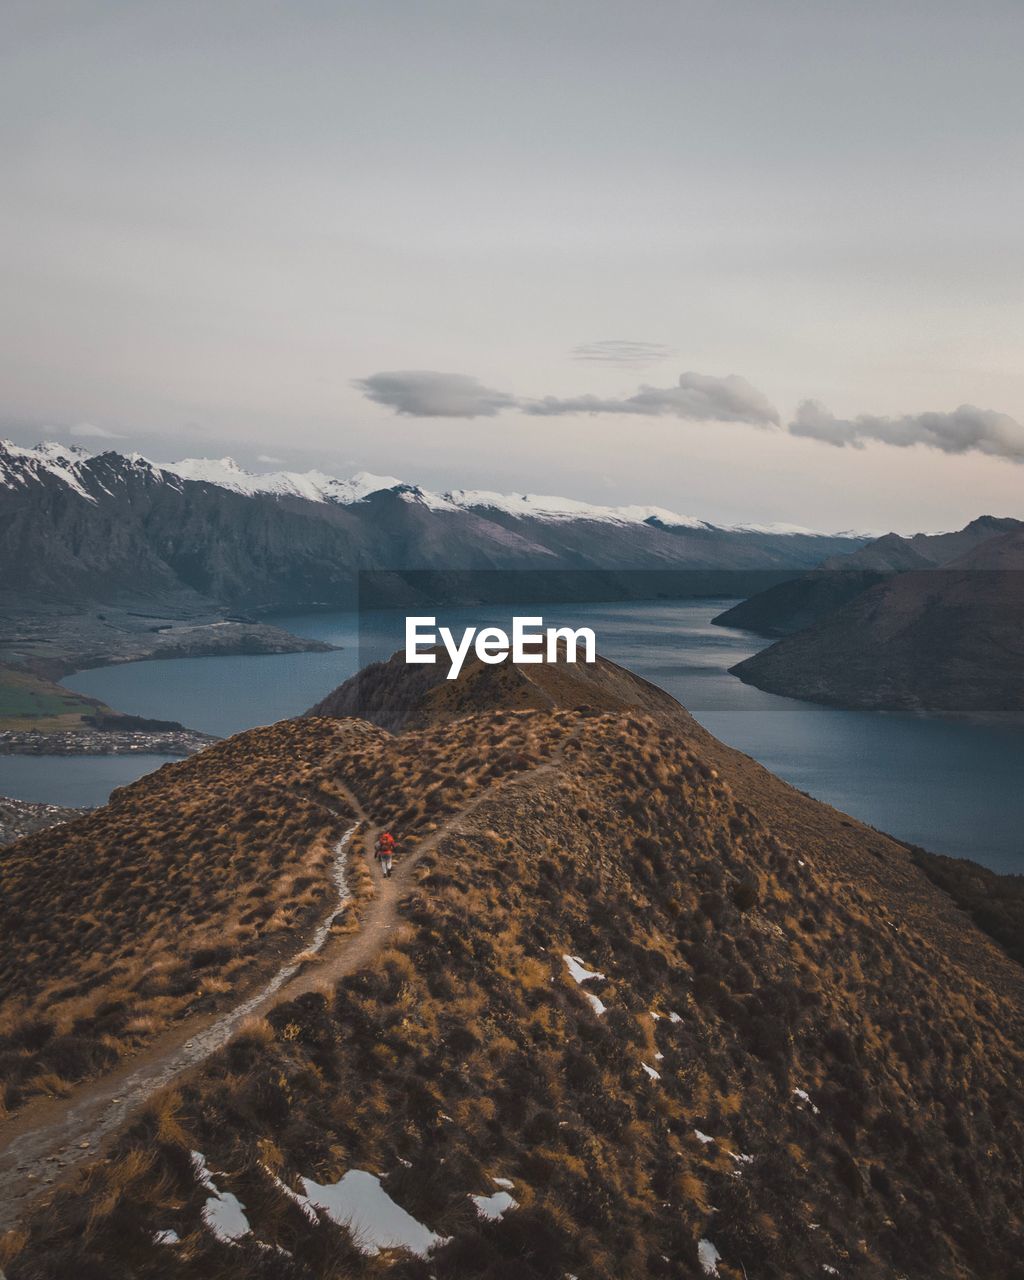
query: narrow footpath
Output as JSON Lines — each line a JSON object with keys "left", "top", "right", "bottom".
{"left": 0, "top": 759, "right": 557, "bottom": 1231}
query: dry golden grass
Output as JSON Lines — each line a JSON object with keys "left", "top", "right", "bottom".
{"left": 0, "top": 717, "right": 368, "bottom": 1110}
{"left": 6, "top": 704, "right": 1024, "bottom": 1279}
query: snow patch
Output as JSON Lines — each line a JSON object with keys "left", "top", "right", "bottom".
{"left": 153, "top": 1229, "right": 180, "bottom": 1245}
{"left": 471, "top": 1190, "right": 518, "bottom": 1221}
{"left": 794, "top": 1088, "right": 820, "bottom": 1114}
{"left": 260, "top": 1163, "right": 320, "bottom": 1223}
{"left": 562, "top": 955, "right": 608, "bottom": 1014}
{"left": 563, "top": 957, "right": 604, "bottom": 983}
{"left": 563, "top": 955, "right": 605, "bottom": 984}
{"left": 300, "top": 1170, "right": 445, "bottom": 1257}
{"left": 641, "top": 1062, "right": 661, "bottom": 1081}
{"left": 694, "top": 1129, "right": 715, "bottom": 1145}
{"left": 191, "top": 1151, "right": 251, "bottom": 1243}
{"left": 698, "top": 1238, "right": 722, "bottom": 1276}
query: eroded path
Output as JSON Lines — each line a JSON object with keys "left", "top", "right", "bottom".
{"left": 0, "top": 759, "right": 557, "bottom": 1231}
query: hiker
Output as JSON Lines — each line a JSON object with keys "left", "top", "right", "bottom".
{"left": 375, "top": 830, "right": 396, "bottom": 878}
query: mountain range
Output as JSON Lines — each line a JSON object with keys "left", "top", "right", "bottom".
{"left": 1, "top": 440, "right": 864, "bottom": 618}
{"left": 2, "top": 646, "right": 1023, "bottom": 1278}
{"left": 714, "top": 515, "right": 1024, "bottom": 636}
{"left": 716, "top": 517, "right": 1024, "bottom": 715}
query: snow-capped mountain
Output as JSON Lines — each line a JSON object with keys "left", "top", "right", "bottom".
{"left": 159, "top": 451, "right": 824, "bottom": 535}
{"left": 0, "top": 438, "right": 869, "bottom": 615}
{"left": 2, "top": 439, "right": 842, "bottom": 536}
{"left": 162, "top": 454, "right": 737, "bottom": 527}
{"left": 0, "top": 440, "right": 96, "bottom": 501}
{"left": 0, "top": 440, "right": 172, "bottom": 504}
{"left": 161, "top": 456, "right": 403, "bottom": 506}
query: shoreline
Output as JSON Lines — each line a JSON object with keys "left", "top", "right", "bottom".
{"left": 0, "top": 727, "right": 217, "bottom": 758}
{"left": 728, "top": 664, "right": 1024, "bottom": 728}
{"left": 0, "top": 608, "right": 341, "bottom": 750}
{"left": 10, "top": 618, "right": 339, "bottom": 686}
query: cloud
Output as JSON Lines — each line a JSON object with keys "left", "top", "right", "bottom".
{"left": 571, "top": 340, "right": 673, "bottom": 368}
{"left": 257, "top": 453, "right": 284, "bottom": 464}
{"left": 524, "top": 372, "right": 780, "bottom": 427}
{"left": 355, "top": 370, "right": 1024, "bottom": 461}
{"left": 69, "top": 422, "right": 121, "bottom": 439}
{"left": 790, "top": 400, "right": 1024, "bottom": 461}
{"left": 356, "top": 368, "right": 779, "bottom": 427}
{"left": 354, "top": 371, "right": 517, "bottom": 418}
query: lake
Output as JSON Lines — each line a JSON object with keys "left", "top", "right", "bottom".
{"left": 3, "top": 600, "right": 1022, "bottom": 873}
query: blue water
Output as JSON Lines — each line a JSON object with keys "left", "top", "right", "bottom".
{"left": 2, "top": 600, "right": 1021, "bottom": 873}
{"left": 0, "top": 754, "right": 181, "bottom": 810}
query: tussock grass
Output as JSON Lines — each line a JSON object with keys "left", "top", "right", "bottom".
{"left": 8, "top": 707, "right": 1024, "bottom": 1279}
{"left": 0, "top": 718, "right": 369, "bottom": 1109}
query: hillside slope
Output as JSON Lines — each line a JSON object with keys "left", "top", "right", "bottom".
{"left": 0, "top": 719, "right": 373, "bottom": 1110}
{"left": 716, "top": 512, "right": 1018, "bottom": 637}
{"left": 2, "top": 655, "right": 1023, "bottom": 1278}
{"left": 713, "top": 515, "right": 1022, "bottom": 637}
{"left": 308, "top": 645, "right": 690, "bottom": 732}
{"left": 729, "top": 549, "right": 1024, "bottom": 715}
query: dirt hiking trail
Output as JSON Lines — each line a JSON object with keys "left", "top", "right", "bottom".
{"left": 0, "top": 759, "right": 557, "bottom": 1232}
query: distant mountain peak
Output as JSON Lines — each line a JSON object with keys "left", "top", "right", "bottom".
{"left": 0, "top": 438, "right": 97, "bottom": 502}
{"left": 156, "top": 454, "right": 406, "bottom": 506}
{"left": 33, "top": 441, "right": 91, "bottom": 461}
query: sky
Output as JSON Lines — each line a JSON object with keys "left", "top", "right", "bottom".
{"left": 2, "top": 0, "right": 1023, "bottom": 532}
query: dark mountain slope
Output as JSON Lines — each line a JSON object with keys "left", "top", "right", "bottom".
{"left": 0, "top": 441, "right": 863, "bottom": 618}
{"left": 4, "top": 656, "right": 1024, "bottom": 1278}
{"left": 886, "top": 514, "right": 1024, "bottom": 568}
{"left": 729, "top": 557, "right": 1024, "bottom": 715}
{"left": 907, "top": 842, "right": 1024, "bottom": 969}
{"left": 816, "top": 516, "right": 1024, "bottom": 573}
{"left": 0, "top": 453, "right": 197, "bottom": 608}
{"left": 713, "top": 515, "right": 1023, "bottom": 637}
{"left": 710, "top": 570, "right": 887, "bottom": 637}
{"left": 951, "top": 524, "right": 1024, "bottom": 570}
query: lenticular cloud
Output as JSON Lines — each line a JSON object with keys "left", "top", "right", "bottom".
{"left": 789, "top": 399, "right": 1024, "bottom": 461}
{"left": 354, "top": 371, "right": 518, "bottom": 419}
{"left": 356, "top": 368, "right": 780, "bottom": 427}
{"left": 523, "top": 371, "right": 780, "bottom": 427}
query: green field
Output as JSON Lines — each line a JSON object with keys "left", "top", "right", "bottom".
{"left": 0, "top": 667, "right": 111, "bottom": 731}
